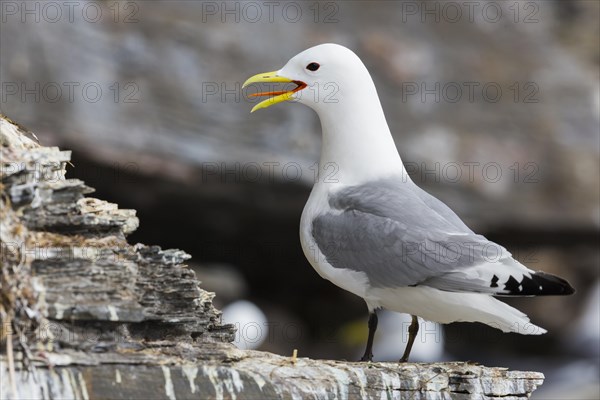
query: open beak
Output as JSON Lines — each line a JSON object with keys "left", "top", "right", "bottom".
{"left": 242, "top": 71, "right": 307, "bottom": 113}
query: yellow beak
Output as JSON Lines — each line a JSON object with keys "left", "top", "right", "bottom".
{"left": 242, "top": 71, "right": 306, "bottom": 113}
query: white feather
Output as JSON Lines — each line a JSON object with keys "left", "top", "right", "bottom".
{"left": 366, "top": 286, "right": 546, "bottom": 334}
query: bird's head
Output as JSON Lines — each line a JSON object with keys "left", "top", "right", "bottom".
{"left": 243, "top": 43, "right": 374, "bottom": 113}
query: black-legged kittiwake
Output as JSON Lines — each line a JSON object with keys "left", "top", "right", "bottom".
{"left": 243, "top": 43, "right": 575, "bottom": 362}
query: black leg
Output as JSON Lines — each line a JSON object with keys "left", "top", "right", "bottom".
{"left": 359, "top": 311, "right": 378, "bottom": 362}
{"left": 400, "top": 315, "right": 419, "bottom": 363}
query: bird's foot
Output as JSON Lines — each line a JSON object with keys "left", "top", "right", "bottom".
{"left": 359, "top": 353, "right": 373, "bottom": 362}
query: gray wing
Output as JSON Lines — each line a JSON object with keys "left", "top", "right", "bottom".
{"left": 414, "top": 188, "right": 473, "bottom": 234}
{"left": 312, "top": 177, "right": 514, "bottom": 292}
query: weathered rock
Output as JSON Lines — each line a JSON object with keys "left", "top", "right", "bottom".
{"left": 1, "top": 351, "right": 544, "bottom": 400}
{"left": 1, "top": 114, "right": 234, "bottom": 351}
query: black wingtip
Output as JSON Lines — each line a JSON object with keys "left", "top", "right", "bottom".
{"left": 535, "top": 271, "right": 575, "bottom": 295}
{"left": 504, "top": 271, "right": 575, "bottom": 296}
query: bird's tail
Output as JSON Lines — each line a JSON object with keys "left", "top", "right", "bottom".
{"left": 468, "top": 295, "right": 547, "bottom": 335}
{"left": 377, "top": 287, "right": 547, "bottom": 335}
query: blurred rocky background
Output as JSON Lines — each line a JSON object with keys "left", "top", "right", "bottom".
{"left": 1, "top": 1, "right": 598, "bottom": 398}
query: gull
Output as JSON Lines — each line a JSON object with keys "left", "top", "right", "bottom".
{"left": 243, "top": 43, "right": 574, "bottom": 362}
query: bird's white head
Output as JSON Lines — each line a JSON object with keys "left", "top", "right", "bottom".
{"left": 243, "top": 43, "right": 379, "bottom": 114}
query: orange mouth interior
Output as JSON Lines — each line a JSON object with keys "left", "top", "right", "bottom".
{"left": 249, "top": 80, "right": 307, "bottom": 97}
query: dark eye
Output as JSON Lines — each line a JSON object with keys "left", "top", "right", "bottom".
{"left": 306, "top": 62, "right": 320, "bottom": 72}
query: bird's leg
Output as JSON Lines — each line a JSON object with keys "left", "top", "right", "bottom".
{"left": 400, "top": 315, "right": 419, "bottom": 363}
{"left": 359, "top": 311, "right": 378, "bottom": 362}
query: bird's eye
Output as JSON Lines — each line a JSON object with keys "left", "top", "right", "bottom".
{"left": 306, "top": 62, "right": 320, "bottom": 72}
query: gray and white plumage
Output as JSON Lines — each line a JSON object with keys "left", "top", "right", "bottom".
{"left": 302, "top": 174, "right": 571, "bottom": 335}
{"left": 245, "top": 43, "right": 574, "bottom": 339}
{"left": 312, "top": 177, "right": 569, "bottom": 296}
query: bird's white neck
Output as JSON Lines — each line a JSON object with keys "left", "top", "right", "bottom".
{"left": 314, "top": 97, "right": 407, "bottom": 187}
